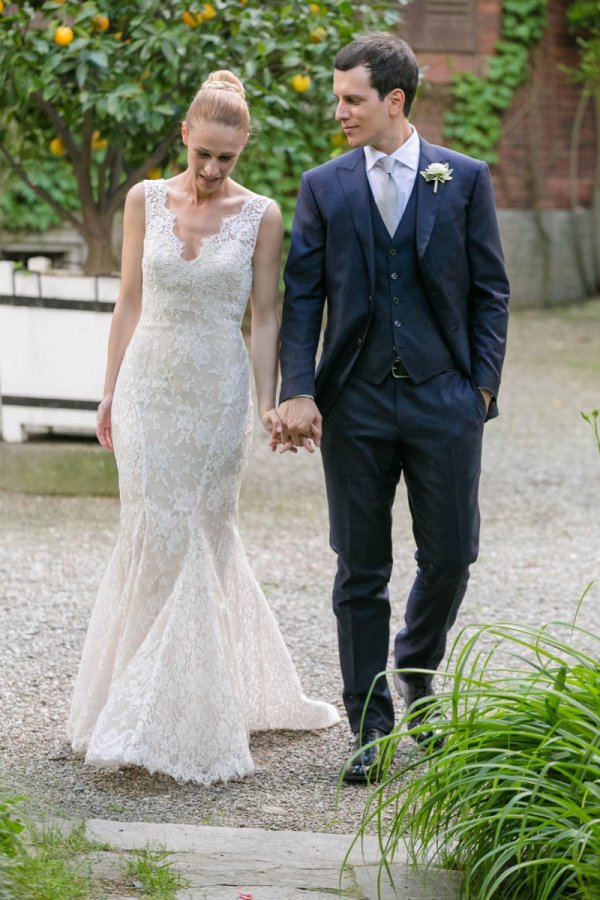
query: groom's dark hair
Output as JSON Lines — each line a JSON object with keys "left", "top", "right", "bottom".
{"left": 334, "top": 33, "right": 419, "bottom": 115}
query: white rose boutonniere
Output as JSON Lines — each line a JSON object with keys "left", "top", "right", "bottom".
{"left": 420, "top": 162, "right": 453, "bottom": 193}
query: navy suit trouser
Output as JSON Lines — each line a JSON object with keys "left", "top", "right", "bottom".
{"left": 320, "top": 368, "right": 486, "bottom": 735}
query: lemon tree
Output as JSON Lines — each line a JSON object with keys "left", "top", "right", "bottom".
{"left": 0, "top": 0, "right": 401, "bottom": 274}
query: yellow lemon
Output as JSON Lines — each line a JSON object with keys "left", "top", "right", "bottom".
{"left": 147, "top": 168, "right": 162, "bottom": 180}
{"left": 49, "top": 137, "right": 66, "bottom": 157}
{"left": 0, "top": 2, "right": 4, "bottom": 13}
{"left": 196, "top": 12, "right": 204, "bottom": 23}
{"left": 202, "top": 3, "right": 217, "bottom": 19}
{"left": 240, "top": 0, "right": 248, "bottom": 4}
{"left": 309, "top": 26, "right": 326, "bottom": 43}
{"left": 91, "top": 130, "right": 108, "bottom": 150}
{"left": 330, "top": 132, "right": 346, "bottom": 148}
{"left": 92, "top": 14, "right": 110, "bottom": 31}
{"left": 54, "top": 25, "right": 74, "bottom": 46}
{"left": 309, "top": 3, "right": 320, "bottom": 12}
{"left": 182, "top": 10, "right": 196, "bottom": 27}
{"left": 291, "top": 74, "right": 311, "bottom": 93}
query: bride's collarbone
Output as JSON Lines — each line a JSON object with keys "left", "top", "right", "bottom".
{"left": 170, "top": 195, "right": 250, "bottom": 241}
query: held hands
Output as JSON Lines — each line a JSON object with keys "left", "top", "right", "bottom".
{"left": 96, "top": 395, "right": 114, "bottom": 450}
{"left": 261, "top": 408, "right": 284, "bottom": 452}
{"left": 277, "top": 397, "right": 322, "bottom": 454}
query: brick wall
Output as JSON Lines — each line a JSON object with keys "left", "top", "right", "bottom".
{"left": 402, "top": 0, "right": 597, "bottom": 210}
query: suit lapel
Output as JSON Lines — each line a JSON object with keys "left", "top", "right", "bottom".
{"left": 335, "top": 140, "right": 450, "bottom": 269}
{"left": 416, "top": 138, "right": 446, "bottom": 257}
{"left": 336, "top": 150, "right": 375, "bottom": 288}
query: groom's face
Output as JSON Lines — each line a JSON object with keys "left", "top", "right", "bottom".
{"left": 333, "top": 65, "right": 401, "bottom": 151}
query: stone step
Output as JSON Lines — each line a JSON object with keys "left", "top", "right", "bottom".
{"left": 86, "top": 820, "right": 462, "bottom": 900}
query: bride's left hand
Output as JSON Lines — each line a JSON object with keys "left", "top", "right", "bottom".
{"left": 261, "top": 408, "right": 284, "bottom": 452}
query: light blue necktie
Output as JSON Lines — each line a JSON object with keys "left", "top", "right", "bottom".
{"left": 377, "top": 156, "right": 400, "bottom": 237}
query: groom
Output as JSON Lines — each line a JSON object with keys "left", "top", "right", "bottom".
{"left": 278, "top": 33, "right": 509, "bottom": 781}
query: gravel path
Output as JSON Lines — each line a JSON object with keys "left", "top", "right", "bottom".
{"left": 1, "top": 304, "right": 599, "bottom": 834}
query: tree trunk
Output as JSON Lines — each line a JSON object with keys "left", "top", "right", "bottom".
{"left": 82, "top": 213, "right": 117, "bottom": 276}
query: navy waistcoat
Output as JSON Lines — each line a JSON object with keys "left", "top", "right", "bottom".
{"left": 352, "top": 178, "right": 454, "bottom": 384}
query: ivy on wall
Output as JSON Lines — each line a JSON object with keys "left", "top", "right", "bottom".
{"left": 443, "top": 0, "right": 548, "bottom": 163}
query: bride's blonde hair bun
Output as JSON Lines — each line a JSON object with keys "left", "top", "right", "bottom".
{"left": 186, "top": 69, "right": 249, "bottom": 131}
{"left": 201, "top": 70, "right": 246, "bottom": 98}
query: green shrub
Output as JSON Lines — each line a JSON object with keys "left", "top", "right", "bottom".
{"left": 0, "top": 798, "right": 107, "bottom": 899}
{"left": 352, "top": 611, "right": 600, "bottom": 899}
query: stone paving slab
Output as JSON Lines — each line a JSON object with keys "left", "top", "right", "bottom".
{"left": 86, "top": 820, "right": 462, "bottom": 899}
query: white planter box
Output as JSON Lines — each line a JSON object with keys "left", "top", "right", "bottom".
{"left": 0, "top": 261, "right": 117, "bottom": 442}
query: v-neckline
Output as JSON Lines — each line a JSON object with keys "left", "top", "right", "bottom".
{"left": 161, "top": 182, "right": 255, "bottom": 264}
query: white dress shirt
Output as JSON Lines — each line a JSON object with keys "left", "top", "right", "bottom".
{"left": 364, "top": 127, "right": 420, "bottom": 225}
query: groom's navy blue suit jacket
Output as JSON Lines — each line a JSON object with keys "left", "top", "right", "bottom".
{"left": 280, "top": 137, "right": 510, "bottom": 420}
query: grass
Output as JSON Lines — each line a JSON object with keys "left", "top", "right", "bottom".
{"left": 0, "top": 795, "right": 189, "bottom": 899}
{"left": 581, "top": 409, "right": 600, "bottom": 457}
{"left": 0, "top": 806, "right": 110, "bottom": 900}
{"left": 350, "top": 605, "right": 600, "bottom": 899}
{"left": 121, "top": 845, "right": 190, "bottom": 897}
{"left": 0, "top": 440, "right": 118, "bottom": 496}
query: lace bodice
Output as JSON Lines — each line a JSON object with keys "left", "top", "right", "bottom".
{"left": 141, "top": 179, "right": 272, "bottom": 327}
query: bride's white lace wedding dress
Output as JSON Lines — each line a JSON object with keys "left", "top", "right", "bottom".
{"left": 67, "top": 180, "right": 339, "bottom": 784}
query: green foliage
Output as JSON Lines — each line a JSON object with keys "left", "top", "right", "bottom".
{"left": 0, "top": 799, "right": 107, "bottom": 899}
{"left": 352, "top": 612, "right": 600, "bottom": 899}
{"left": 0, "top": 0, "right": 402, "bottom": 251}
{"left": 0, "top": 159, "right": 80, "bottom": 233}
{"left": 443, "top": 0, "right": 547, "bottom": 163}
{"left": 566, "top": 1, "right": 600, "bottom": 34}
{"left": 564, "top": 1, "right": 600, "bottom": 98}
{"left": 0, "top": 795, "right": 26, "bottom": 860}
{"left": 121, "top": 845, "right": 190, "bottom": 897}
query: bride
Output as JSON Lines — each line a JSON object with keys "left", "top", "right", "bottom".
{"left": 67, "top": 70, "right": 339, "bottom": 785}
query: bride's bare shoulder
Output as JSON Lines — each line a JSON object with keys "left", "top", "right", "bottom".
{"left": 229, "top": 181, "right": 273, "bottom": 204}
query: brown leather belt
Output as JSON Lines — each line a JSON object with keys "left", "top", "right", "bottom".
{"left": 391, "top": 360, "right": 410, "bottom": 379}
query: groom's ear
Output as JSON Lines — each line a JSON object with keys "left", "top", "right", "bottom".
{"left": 388, "top": 88, "right": 406, "bottom": 118}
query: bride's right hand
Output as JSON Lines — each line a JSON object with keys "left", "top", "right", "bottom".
{"left": 261, "top": 407, "right": 285, "bottom": 453}
{"left": 96, "top": 395, "right": 114, "bottom": 451}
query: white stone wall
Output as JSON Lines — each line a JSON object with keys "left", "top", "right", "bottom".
{"left": 0, "top": 261, "right": 118, "bottom": 442}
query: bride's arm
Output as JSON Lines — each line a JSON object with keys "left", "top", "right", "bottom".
{"left": 250, "top": 202, "right": 284, "bottom": 446}
{"left": 96, "top": 183, "right": 145, "bottom": 450}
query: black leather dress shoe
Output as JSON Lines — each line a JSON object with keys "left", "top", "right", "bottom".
{"left": 342, "top": 728, "right": 388, "bottom": 783}
{"left": 393, "top": 674, "right": 445, "bottom": 747}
